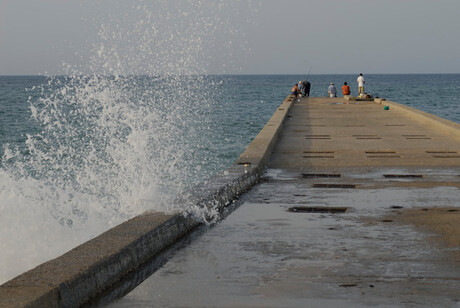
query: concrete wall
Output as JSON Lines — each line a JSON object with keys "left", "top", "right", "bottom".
{"left": 0, "top": 95, "right": 295, "bottom": 308}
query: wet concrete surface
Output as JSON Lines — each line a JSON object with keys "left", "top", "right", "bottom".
{"left": 108, "top": 168, "right": 460, "bottom": 307}
{"left": 106, "top": 98, "right": 460, "bottom": 307}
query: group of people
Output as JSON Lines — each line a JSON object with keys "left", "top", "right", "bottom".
{"left": 291, "top": 74, "right": 366, "bottom": 98}
{"left": 291, "top": 80, "right": 310, "bottom": 98}
{"left": 328, "top": 73, "right": 366, "bottom": 97}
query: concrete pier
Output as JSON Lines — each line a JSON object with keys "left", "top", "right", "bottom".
{"left": 109, "top": 97, "right": 460, "bottom": 307}
{"left": 271, "top": 97, "right": 460, "bottom": 170}
{"left": 1, "top": 96, "right": 460, "bottom": 307}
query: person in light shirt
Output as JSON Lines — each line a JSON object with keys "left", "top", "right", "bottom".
{"left": 328, "top": 82, "right": 337, "bottom": 98}
{"left": 357, "top": 73, "right": 365, "bottom": 95}
{"left": 298, "top": 81, "right": 304, "bottom": 95}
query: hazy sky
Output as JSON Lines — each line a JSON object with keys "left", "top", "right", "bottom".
{"left": 1, "top": 0, "right": 460, "bottom": 75}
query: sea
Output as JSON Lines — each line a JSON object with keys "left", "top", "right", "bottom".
{"left": 0, "top": 74, "right": 459, "bottom": 284}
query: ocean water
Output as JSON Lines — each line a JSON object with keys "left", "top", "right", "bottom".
{"left": 0, "top": 0, "right": 259, "bottom": 284}
{"left": 0, "top": 74, "right": 459, "bottom": 284}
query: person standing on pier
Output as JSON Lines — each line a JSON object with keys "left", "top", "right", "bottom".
{"left": 342, "top": 82, "right": 351, "bottom": 96}
{"left": 302, "top": 80, "right": 311, "bottom": 96}
{"left": 328, "top": 82, "right": 337, "bottom": 97}
{"left": 357, "top": 73, "right": 365, "bottom": 95}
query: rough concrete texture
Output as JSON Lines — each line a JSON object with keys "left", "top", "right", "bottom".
{"left": 389, "top": 207, "right": 460, "bottom": 250}
{"left": 375, "top": 99, "right": 460, "bottom": 140}
{"left": 109, "top": 96, "right": 460, "bottom": 307}
{"left": 0, "top": 96, "right": 295, "bottom": 308}
{"left": 0, "top": 213, "right": 193, "bottom": 308}
{"left": 270, "top": 97, "right": 460, "bottom": 170}
{"left": 343, "top": 95, "right": 356, "bottom": 101}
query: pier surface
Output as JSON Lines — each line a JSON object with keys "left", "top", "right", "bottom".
{"left": 110, "top": 97, "right": 460, "bottom": 307}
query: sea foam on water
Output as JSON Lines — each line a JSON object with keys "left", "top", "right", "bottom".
{"left": 0, "top": 0, "right": 255, "bottom": 284}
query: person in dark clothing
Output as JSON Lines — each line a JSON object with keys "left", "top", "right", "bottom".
{"left": 301, "top": 81, "right": 310, "bottom": 96}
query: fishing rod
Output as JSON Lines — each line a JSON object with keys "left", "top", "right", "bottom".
{"left": 307, "top": 65, "right": 312, "bottom": 80}
{"left": 300, "top": 64, "right": 312, "bottom": 97}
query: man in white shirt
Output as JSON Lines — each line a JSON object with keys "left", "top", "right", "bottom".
{"left": 298, "top": 81, "right": 304, "bottom": 96}
{"left": 328, "top": 82, "right": 337, "bottom": 98}
{"left": 357, "top": 73, "right": 365, "bottom": 95}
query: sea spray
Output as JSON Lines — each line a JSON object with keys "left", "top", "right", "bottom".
{"left": 0, "top": 0, "right": 256, "bottom": 284}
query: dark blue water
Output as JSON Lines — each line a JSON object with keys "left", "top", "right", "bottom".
{"left": 0, "top": 76, "right": 43, "bottom": 149}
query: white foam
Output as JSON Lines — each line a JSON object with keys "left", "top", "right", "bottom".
{"left": 0, "top": 0, "right": 256, "bottom": 283}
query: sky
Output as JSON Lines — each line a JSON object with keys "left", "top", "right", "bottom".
{"left": 1, "top": 0, "right": 460, "bottom": 75}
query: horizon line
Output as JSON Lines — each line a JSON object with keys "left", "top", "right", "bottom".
{"left": 1, "top": 72, "right": 460, "bottom": 77}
